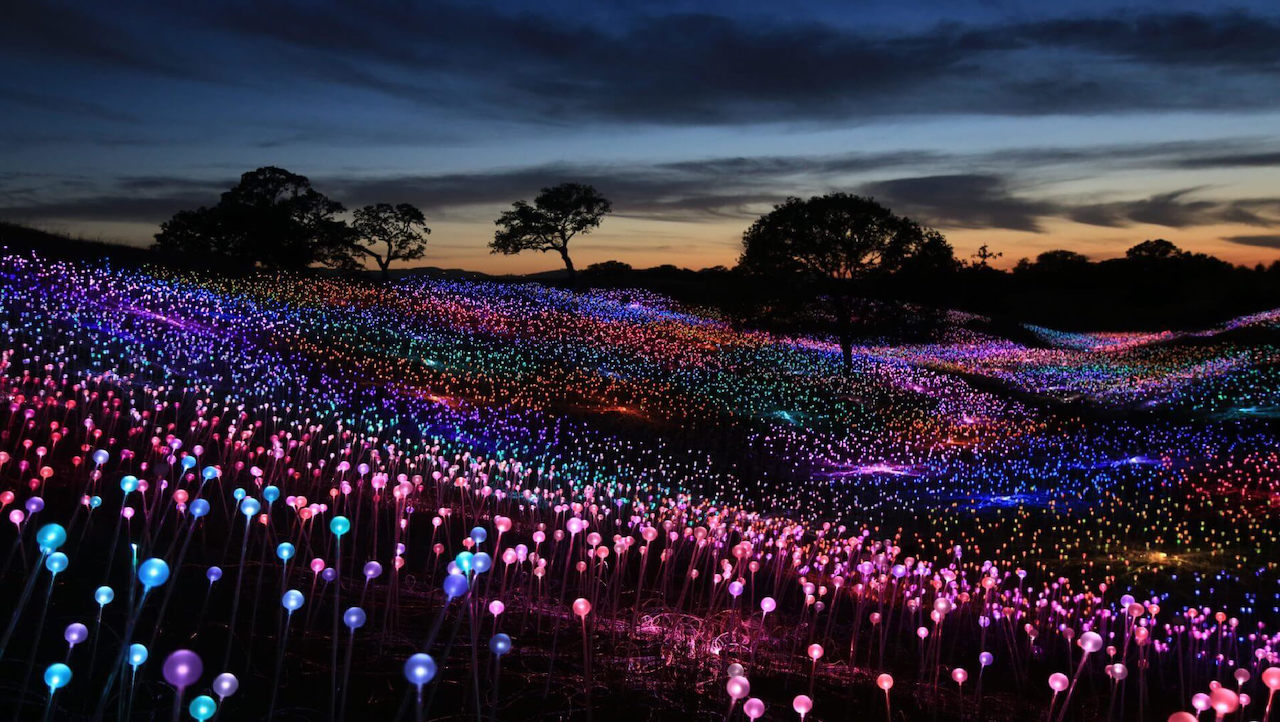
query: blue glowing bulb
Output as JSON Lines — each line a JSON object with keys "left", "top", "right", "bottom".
{"left": 404, "top": 653, "right": 437, "bottom": 687}
{"left": 344, "top": 607, "right": 367, "bottom": 630}
{"left": 44, "top": 663, "right": 72, "bottom": 691}
{"left": 36, "top": 523, "right": 67, "bottom": 554}
{"left": 188, "top": 694, "right": 217, "bottom": 721}
{"left": 442, "top": 573, "right": 468, "bottom": 601}
{"left": 45, "top": 552, "right": 68, "bottom": 574}
{"left": 282, "top": 589, "right": 305, "bottom": 612}
{"left": 120, "top": 476, "right": 139, "bottom": 494}
{"left": 276, "top": 542, "right": 295, "bottom": 561}
{"left": 489, "top": 633, "right": 512, "bottom": 656}
{"left": 95, "top": 585, "right": 115, "bottom": 606}
{"left": 330, "top": 516, "right": 350, "bottom": 537}
{"left": 190, "top": 499, "right": 210, "bottom": 518}
{"left": 454, "top": 551, "right": 474, "bottom": 574}
{"left": 138, "top": 558, "right": 170, "bottom": 590}
{"left": 128, "top": 643, "right": 149, "bottom": 668}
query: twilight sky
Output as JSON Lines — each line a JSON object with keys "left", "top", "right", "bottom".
{"left": 3, "top": 1, "right": 1280, "bottom": 273}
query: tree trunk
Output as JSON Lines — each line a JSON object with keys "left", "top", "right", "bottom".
{"left": 834, "top": 290, "right": 855, "bottom": 374}
{"left": 559, "top": 248, "right": 577, "bottom": 285}
{"left": 378, "top": 258, "right": 391, "bottom": 282}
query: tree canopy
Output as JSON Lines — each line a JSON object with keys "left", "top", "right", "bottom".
{"left": 153, "top": 167, "right": 356, "bottom": 271}
{"left": 351, "top": 203, "right": 430, "bottom": 280}
{"left": 491, "top": 183, "right": 612, "bottom": 281}
{"left": 738, "top": 193, "right": 955, "bottom": 370}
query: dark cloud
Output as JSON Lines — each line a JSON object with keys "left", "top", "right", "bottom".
{"left": 0, "top": 193, "right": 213, "bottom": 224}
{"left": 860, "top": 174, "right": 1057, "bottom": 232}
{"left": 1068, "top": 190, "right": 1280, "bottom": 228}
{"left": 1222, "top": 234, "right": 1280, "bottom": 249}
{"left": 1170, "top": 152, "right": 1280, "bottom": 169}
{"left": 5, "top": 152, "right": 1279, "bottom": 237}
{"left": 7, "top": 4, "right": 1280, "bottom": 127}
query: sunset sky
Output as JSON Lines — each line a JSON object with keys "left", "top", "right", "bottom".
{"left": 2, "top": 1, "right": 1279, "bottom": 273}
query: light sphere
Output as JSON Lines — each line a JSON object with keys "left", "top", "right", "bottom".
{"left": 188, "top": 694, "right": 217, "bottom": 721}
{"left": 743, "top": 697, "right": 765, "bottom": 720}
{"left": 1049, "top": 672, "right": 1069, "bottom": 692}
{"left": 330, "top": 515, "right": 350, "bottom": 537}
{"left": 1210, "top": 688, "right": 1239, "bottom": 715}
{"left": 877, "top": 673, "right": 894, "bottom": 691}
{"left": 44, "top": 663, "right": 72, "bottom": 690}
{"left": 64, "top": 622, "right": 88, "bottom": 646}
{"left": 95, "top": 585, "right": 115, "bottom": 606}
{"left": 344, "top": 607, "right": 367, "bottom": 630}
{"left": 726, "top": 675, "right": 750, "bottom": 700}
{"left": 36, "top": 523, "right": 68, "bottom": 554}
{"left": 793, "top": 694, "right": 813, "bottom": 715}
{"left": 282, "top": 589, "right": 305, "bottom": 612}
{"left": 212, "top": 672, "right": 239, "bottom": 698}
{"left": 138, "top": 558, "right": 170, "bottom": 590}
{"left": 726, "top": 663, "right": 745, "bottom": 677}
{"left": 404, "top": 653, "right": 437, "bottom": 686}
{"left": 1079, "top": 631, "right": 1103, "bottom": 653}
{"left": 572, "top": 598, "right": 592, "bottom": 617}
{"left": 128, "top": 643, "right": 148, "bottom": 667}
{"left": 163, "top": 649, "right": 204, "bottom": 689}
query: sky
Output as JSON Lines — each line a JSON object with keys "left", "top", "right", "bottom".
{"left": 2, "top": 1, "right": 1280, "bottom": 273}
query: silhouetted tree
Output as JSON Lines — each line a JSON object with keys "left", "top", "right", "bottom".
{"left": 491, "top": 183, "right": 611, "bottom": 283}
{"left": 970, "top": 244, "right": 1003, "bottom": 268}
{"left": 153, "top": 167, "right": 356, "bottom": 271}
{"left": 738, "top": 193, "right": 954, "bottom": 371}
{"left": 1126, "top": 238, "right": 1185, "bottom": 260}
{"left": 1024, "top": 249, "right": 1090, "bottom": 273}
{"left": 351, "top": 203, "right": 430, "bottom": 280}
{"left": 585, "top": 260, "right": 632, "bottom": 274}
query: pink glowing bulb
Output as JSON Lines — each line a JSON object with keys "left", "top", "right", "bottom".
{"left": 792, "top": 694, "right": 812, "bottom": 718}
{"left": 952, "top": 668, "right": 968, "bottom": 685}
{"left": 1191, "top": 693, "right": 1211, "bottom": 712}
{"left": 1210, "top": 688, "right": 1239, "bottom": 715}
{"left": 572, "top": 598, "right": 591, "bottom": 617}
{"left": 726, "top": 676, "right": 750, "bottom": 701}
{"left": 1079, "top": 631, "right": 1103, "bottom": 654}
{"left": 760, "top": 597, "right": 776, "bottom": 614}
{"left": 1049, "top": 673, "right": 1069, "bottom": 693}
{"left": 488, "top": 600, "right": 505, "bottom": 616}
{"left": 807, "top": 644, "right": 824, "bottom": 661}
{"left": 876, "top": 673, "right": 893, "bottom": 691}
{"left": 743, "top": 698, "right": 765, "bottom": 720}
{"left": 1262, "top": 667, "right": 1280, "bottom": 691}
{"left": 1168, "top": 713, "right": 1196, "bottom": 722}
